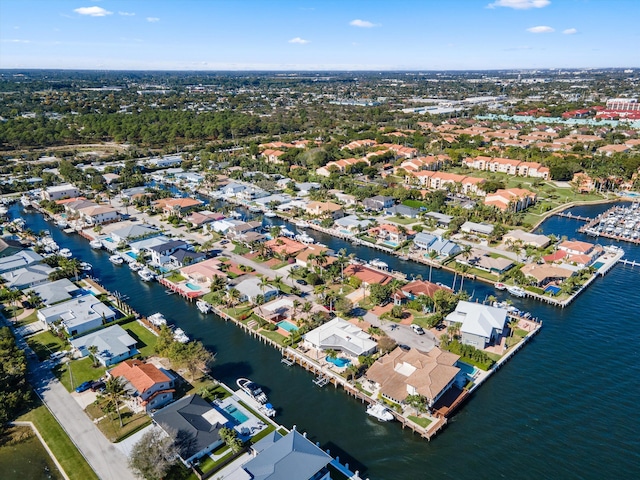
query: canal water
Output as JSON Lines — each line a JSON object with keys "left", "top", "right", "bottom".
{"left": 11, "top": 203, "right": 640, "bottom": 479}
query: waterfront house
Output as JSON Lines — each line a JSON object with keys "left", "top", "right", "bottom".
{"left": 37, "top": 294, "right": 116, "bottom": 336}
{"left": 305, "top": 201, "right": 344, "bottom": 219}
{"left": 255, "top": 193, "right": 292, "bottom": 208}
{"left": 303, "top": 317, "right": 377, "bottom": 358}
{"left": 365, "top": 347, "right": 461, "bottom": 409}
{"left": 253, "top": 295, "right": 306, "bottom": 324}
{"left": 231, "top": 276, "right": 278, "bottom": 303}
{"left": 1, "top": 264, "right": 55, "bottom": 290}
{"left": 25, "top": 278, "right": 81, "bottom": 306}
{"left": 128, "top": 235, "right": 172, "bottom": 255}
{"left": 363, "top": 195, "right": 395, "bottom": 211}
{"left": 333, "top": 215, "right": 374, "bottom": 234}
{"left": 220, "top": 182, "right": 246, "bottom": 197}
{"left": 148, "top": 155, "right": 183, "bottom": 168}
{"left": 401, "top": 280, "right": 449, "bottom": 300}
{"left": 69, "top": 324, "right": 138, "bottom": 366}
{"left": 418, "top": 236, "right": 462, "bottom": 257}
{"left": 108, "top": 359, "right": 175, "bottom": 412}
{"left": 109, "top": 223, "right": 161, "bottom": 244}
{"left": 367, "top": 223, "right": 414, "bottom": 245}
{"left": 169, "top": 248, "right": 207, "bottom": 268}
{"left": 265, "top": 237, "right": 307, "bottom": 258}
{"left": 445, "top": 301, "right": 507, "bottom": 349}
{"left": 179, "top": 258, "right": 227, "bottom": 289}
{"left": 78, "top": 204, "right": 119, "bottom": 225}
{"left": 41, "top": 183, "right": 80, "bottom": 201}
{"left": 343, "top": 264, "right": 392, "bottom": 286}
{"left": 148, "top": 239, "right": 191, "bottom": 266}
{"left": 520, "top": 263, "right": 574, "bottom": 286}
{"left": 0, "top": 250, "right": 43, "bottom": 274}
{"left": 228, "top": 220, "right": 262, "bottom": 238}
{"left": 235, "top": 429, "right": 333, "bottom": 480}
{"left": 413, "top": 232, "right": 437, "bottom": 250}
{"left": 457, "top": 248, "right": 514, "bottom": 274}
{"left": 558, "top": 240, "right": 595, "bottom": 256}
{"left": 152, "top": 395, "right": 225, "bottom": 466}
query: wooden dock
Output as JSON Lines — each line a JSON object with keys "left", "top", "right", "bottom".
{"left": 554, "top": 211, "right": 592, "bottom": 222}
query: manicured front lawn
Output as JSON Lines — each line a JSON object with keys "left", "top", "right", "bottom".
{"left": 56, "top": 357, "right": 106, "bottom": 392}
{"left": 15, "top": 309, "right": 39, "bottom": 328}
{"left": 19, "top": 404, "right": 99, "bottom": 480}
{"left": 408, "top": 415, "right": 432, "bottom": 428}
{"left": 26, "top": 330, "right": 68, "bottom": 361}
{"left": 121, "top": 319, "right": 158, "bottom": 358}
{"left": 386, "top": 216, "right": 421, "bottom": 225}
{"left": 166, "top": 273, "right": 186, "bottom": 283}
{"left": 96, "top": 408, "right": 152, "bottom": 442}
{"left": 259, "top": 329, "right": 287, "bottom": 346}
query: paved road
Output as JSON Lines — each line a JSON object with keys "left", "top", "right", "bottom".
{"left": 29, "top": 360, "right": 137, "bottom": 480}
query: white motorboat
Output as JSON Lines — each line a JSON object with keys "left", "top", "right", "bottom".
{"left": 138, "top": 268, "right": 156, "bottom": 282}
{"left": 494, "top": 282, "right": 506, "bottom": 291}
{"left": 89, "top": 239, "right": 103, "bottom": 249}
{"left": 280, "top": 227, "right": 295, "bottom": 238}
{"left": 173, "top": 328, "right": 190, "bottom": 343}
{"left": 264, "top": 210, "right": 276, "bottom": 218}
{"left": 20, "top": 196, "right": 31, "bottom": 208}
{"left": 196, "top": 300, "right": 211, "bottom": 314}
{"left": 369, "top": 258, "right": 389, "bottom": 270}
{"left": 260, "top": 402, "right": 276, "bottom": 418}
{"left": 129, "top": 261, "right": 142, "bottom": 271}
{"left": 295, "top": 220, "right": 309, "bottom": 228}
{"left": 366, "top": 403, "right": 395, "bottom": 422}
{"left": 59, "top": 248, "right": 73, "bottom": 258}
{"left": 506, "top": 285, "right": 526, "bottom": 298}
{"left": 79, "top": 262, "right": 92, "bottom": 271}
{"left": 295, "top": 233, "right": 315, "bottom": 244}
{"left": 236, "top": 378, "right": 268, "bottom": 404}
{"left": 147, "top": 312, "right": 167, "bottom": 327}
{"left": 109, "top": 254, "right": 124, "bottom": 265}
{"left": 56, "top": 219, "right": 68, "bottom": 228}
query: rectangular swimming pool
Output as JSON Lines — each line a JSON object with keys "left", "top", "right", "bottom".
{"left": 277, "top": 320, "right": 298, "bottom": 332}
{"left": 223, "top": 404, "right": 249, "bottom": 425}
{"left": 456, "top": 361, "right": 478, "bottom": 377}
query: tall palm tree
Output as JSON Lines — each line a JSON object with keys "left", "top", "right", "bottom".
{"left": 6, "top": 289, "right": 23, "bottom": 323}
{"left": 458, "top": 264, "right": 470, "bottom": 292}
{"left": 428, "top": 250, "right": 438, "bottom": 282}
{"left": 105, "top": 376, "right": 126, "bottom": 427}
{"left": 227, "top": 288, "right": 241, "bottom": 315}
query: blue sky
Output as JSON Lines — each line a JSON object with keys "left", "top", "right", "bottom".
{"left": 1, "top": 0, "right": 639, "bottom": 70}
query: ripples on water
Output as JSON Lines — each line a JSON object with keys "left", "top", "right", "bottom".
{"left": 14, "top": 203, "right": 640, "bottom": 479}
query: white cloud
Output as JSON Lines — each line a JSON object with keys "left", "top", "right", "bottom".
{"left": 74, "top": 6, "right": 113, "bottom": 17}
{"left": 146, "top": 17, "right": 160, "bottom": 23}
{"left": 118, "top": 11, "right": 135, "bottom": 17}
{"left": 488, "top": 0, "right": 550, "bottom": 9}
{"left": 288, "top": 37, "right": 310, "bottom": 44}
{"left": 350, "top": 19, "right": 380, "bottom": 28}
{"left": 527, "top": 25, "right": 554, "bottom": 33}
{"left": 2, "top": 39, "right": 31, "bottom": 44}
{"left": 563, "top": 28, "right": 578, "bottom": 35}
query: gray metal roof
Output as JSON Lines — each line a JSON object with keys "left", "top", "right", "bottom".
{"left": 25, "top": 278, "right": 81, "bottom": 306}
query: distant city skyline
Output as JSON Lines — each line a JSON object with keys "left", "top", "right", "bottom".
{"left": 1, "top": 0, "right": 639, "bottom": 71}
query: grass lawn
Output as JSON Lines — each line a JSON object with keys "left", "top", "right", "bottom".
{"left": 386, "top": 216, "right": 421, "bottom": 225}
{"left": 26, "top": 330, "right": 68, "bottom": 361}
{"left": 408, "top": 415, "right": 432, "bottom": 428}
{"left": 259, "top": 329, "right": 287, "bottom": 346}
{"left": 270, "top": 260, "right": 290, "bottom": 270}
{"left": 411, "top": 314, "right": 436, "bottom": 329}
{"left": 120, "top": 319, "right": 158, "bottom": 358}
{"left": 165, "top": 273, "right": 186, "bottom": 283}
{"left": 56, "top": 357, "right": 106, "bottom": 392}
{"left": 3, "top": 306, "right": 24, "bottom": 319}
{"left": 15, "top": 309, "right": 39, "bottom": 328}
{"left": 19, "top": 404, "right": 99, "bottom": 480}
{"left": 96, "top": 408, "right": 152, "bottom": 442}
{"left": 232, "top": 243, "right": 250, "bottom": 255}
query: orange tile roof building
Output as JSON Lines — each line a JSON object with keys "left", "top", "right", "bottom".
{"left": 109, "top": 359, "right": 175, "bottom": 411}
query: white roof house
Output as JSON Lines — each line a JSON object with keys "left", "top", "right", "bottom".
{"left": 70, "top": 325, "right": 138, "bottom": 367}
{"left": 1, "top": 264, "right": 54, "bottom": 289}
{"left": 0, "top": 250, "right": 43, "bottom": 274}
{"left": 303, "top": 317, "right": 377, "bottom": 357}
{"left": 445, "top": 301, "right": 507, "bottom": 348}
{"left": 25, "top": 278, "right": 81, "bottom": 306}
{"left": 37, "top": 294, "right": 116, "bottom": 336}
{"left": 232, "top": 276, "right": 278, "bottom": 303}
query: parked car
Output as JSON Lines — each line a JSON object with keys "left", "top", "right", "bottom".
{"left": 220, "top": 239, "right": 229, "bottom": 245}
{"left": 398, "top": 344, "right": 411, "bottom": 351}
{"left": 411, "top": 324, "right": 425, "bottom": 335}
{"left": 296, "top": 279, "right": 307, "bottom": 285}
{"left": 90, "top": 380, "right": 105, "bottom": 392}
{"left": 75, "top": 381, "right": 93, "bottom": 393}
{"left": 50, "top": 350, "right": 69, "bottom": 361}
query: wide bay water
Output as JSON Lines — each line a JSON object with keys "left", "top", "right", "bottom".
{"left": 11, "top": 202, "right": 640, "bottom": 479}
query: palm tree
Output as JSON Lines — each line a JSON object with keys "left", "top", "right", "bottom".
{"left": 227, "top": 288, "right": 241, "bottom": 316}
{"left": 88, "top": 345, "right": 99, "bottom": 367}
{"left": 458, "top": 264, "right": 470, "bottom": 292}
{"left": 104, "top": 376, "right": 126, "bottom": 428}
{"left": 259, "top": 276, "right": 271, "bottom": 296}
{"left": 508, "top": 317, "right": 519, "bottom": 338}
{"left": 6, "top": 289, "right": 22, "bottom": 323}
{"left": 291, "top": 299, "right": 301, "bottom": 324}
{"left": 428, "top": 250, "right": 438, "bottom": 282}
{"left": 315, "top": 251, "right": 328, "bottom": 275}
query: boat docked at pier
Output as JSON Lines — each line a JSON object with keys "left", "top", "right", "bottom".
{"left": 294, "top": 233, "right": 315, "bottom": 244}
{"left": 260, "top": 403, "right": 276, "bottom": 418}
{"left": 236, "top": 378, "right": 268, "bottom": 404}
{"left": 128, "top": 261, "right": 142, "bottom": 271}
{"left": 147, "top": 312, "right": 167, "bottom": 327}
{"left": 138, "top": 268, "right": 156, "bottom": 282}
{"left": 196, "top": 300, "right": 211, "bottom": 313}
{"left": 173, "top": 328, "right": 189, "bottom": 343}
{"left": 79, "top": 262, "right": 92, "bottom": 271}
{"left": 264, "top": 210, "right": 276, "bottom": 218}
{"left": 90, "top": 239, "right": 103, "bottom": 249}
{"left": 109, "top": 254, "right": 124, "bottom": 265}
{"left": 495, "top": 282, "right": 506, "bottom": 291}
{"left": 20, "top": 196, "right": 31, "bottom": 208}
{"left": 369, "top": 258, "right": 389, "bottom": 270}
{"left": 506, "top": 285, "right": 526, "bottom": 298}
{"left": 294, "top": 220, "right": 309, "bottom": 228}
{"left": 366, "top": 403, "right": 395, "bottom": 422}
{"left": 59, "top": 248, "right": 73, "bottom": 258}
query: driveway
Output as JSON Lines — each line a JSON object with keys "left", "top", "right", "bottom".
{"left": 28, "top": 360, "right": 137, "bottom": 480}
{"left": 362, "top": 311, "right": 437, "bottom": 352}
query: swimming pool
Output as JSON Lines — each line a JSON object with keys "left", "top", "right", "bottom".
{"left": 185, "top": 282, "right": 201, "bottom": 291}
{"left": 382, "top": 240, "right": 399, "bottom": 247}
{"left": 277, "top": 320, "right": 298, "bottom": 332}
{"left": 125, "top": 251, "right": 137, "bottom": 259}
{"left": 592, "top": 261, "right": 604, "bottom": 269}
{"left": 456, "top": 361, "right": 478, "bottom": 378}
{"left": 326, "top": 356, "right": 351, "bottom": 368}
{"left": 103, "top": 237, "right": 115, "bottom": 243}
{"left": 223, "top": 404, "right": 249, "bottom": 425}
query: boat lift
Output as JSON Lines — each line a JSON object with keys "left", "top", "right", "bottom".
{"left": 313, "top": 374, "right": 329, "bottom": 387}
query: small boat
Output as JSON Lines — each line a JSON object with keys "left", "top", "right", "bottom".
{"left": 506, "top": 285, "right": 526, "bottom": 298}
{"left": 138, "top": 268, "right": 156, "bottom": 282}
{"left": 109, "top": 254, "right": 124, "bottom": 265}
{"left": 90, "top": 239, "right": 103, "bottom": 249}
{"left": 495, "top": 282, "right": 506, "bottom": 290}
{"left": 369, "top": 258, "right": 389, "bottom": 270}
{"left": 79, "top": 262, "right": 92, "bottom": 271}
{"left": 20, "top": 196, "right": 31, "bottom": 208}
{"left": 295, "top": 220, "right": 309, "bottom": 228}
{"left": 59, "top": 248, "right": 73, "bottom": 258}
{"left": 280, "top": 227, "right": 295, "bottom": 238}
{"left": 295, "top": 233, "right": 315, "bottom": 244}
{"left": 147, "top": 312, "right": 167, "bottom": 327}
{"left": 165, "top": 289, "right": 176, "bottom": 295}
{"left": 264, "top": 210, "right": 277, "bottom": 218}
{"left": 366, "top": 403, "right": 395, "bottom": 422}
{"left": 236, "top": 378, "right": 268, "bottom": 404}
{"left": 260, "top": 402, "right": 276, "bottom": 418}
{"left": 173, "top": 328, "right": 189, "bottom": 343}
{"left": 128, "top": 261, "right": 142, "bottom": 271}
{"left": 248, "top": 206, "right": 262, "bottom": 213}
{"left": 56, "top": 219, "right": 68, "bottom": 228}
{"left": 196, "top": 300, "right": 211, "bottom": 314}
